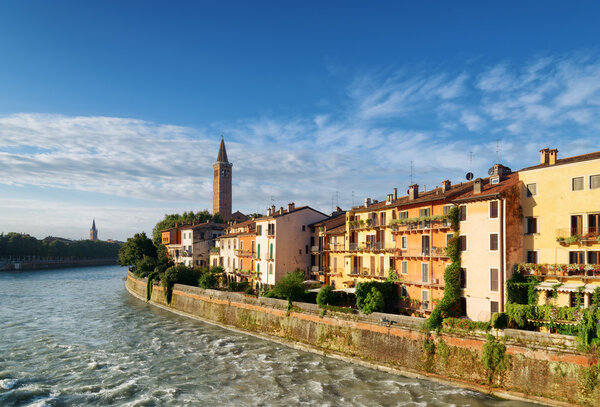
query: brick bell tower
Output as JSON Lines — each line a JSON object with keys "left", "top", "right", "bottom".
{"left": 212, "top": 136, "right": 232, "bottom": 221}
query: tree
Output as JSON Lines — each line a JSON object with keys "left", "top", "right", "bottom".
{"left": 271, "top": 270, "right": 306, "bottom": 302}
{"left": 151, "top": 211, "right": 220, "bottom": 244}
{"left": 135, "top": 255, "right": 157, "bottom": 278}
{"left": 118, "top": 232, "right": 156, "bottom": 267}
{"left": 361, "top": 287, "right": 385, "bottom": 314}
{"left": 317, "top": 285, "right": 335, "bottom": 307}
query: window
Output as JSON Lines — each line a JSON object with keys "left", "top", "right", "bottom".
{"left": 591, "top": 175, "right": 600, "bottom": 189}
{"left": 570, "top": 291, "right": 584, "bottom": 308}
{"left": 401, "top": 261, "right": 408, "bottom": 274}
{"left": 401, "top": 236, "right": 407, "bottom": 249}
{"left": 527, "top": 251, "right": 538, "bottom": 264}
{"left": 421, "top": 263, "right": 429, "bottom": 283}
{"left": 459, "top": 235, "right": 467, "bottom": 251}
{"left": 459, "top": 268, "right": 467, "bottom": 289}
{"left": 257, "top": 263, "right": 260, "bottom": 273}
{"left": 490, "top": 233, "right": 498, "bottom": 251}
{"left": 490, "top": 301, "right": 499, "bottom": 314}
{"left": 459, "top": 206, "right": 467, "bottom": 221}
{"left": 589, "top": 251, "right": 600, "bottom": 265}
{"left": 269, "top": 243, "right": 274, "bottom": 259}
{"left": 399, "top": 211, "right": 408, "bottom": 219}
{"left": 421, "top": 290, "right": 429, "bottom": 310}
{"left": 443, "top": 205, "right": 452, "bottom": 226}
{"left": 490, "top": 268, "right": 499, "bottom": 292}
{"left": 569, "top": 251, "right": 585, "bottom": 264}
{"left": 526, "top": 183, "right": 537, "bottom": 197}
{"left": 489, "top": 201, "right": 499, "bottom": 218}
{"left": 257, "top": 243, "right": 261, "bottom": 259}
{"left": 302, "top": 225, "right": 306, "bottom": 231}
{"left": 572, "top": 176, "right": 584, "bottom": 191}
{"left": 401, "top": 285, "right": 408, "bottom": 297}
{"left": 269, "top": 264, "right": 273, "bottom": 275}
{"left": 305, "top": 245, "right": 309, "bottom": 254}
{"left": 256, "top": 225, "right": 262, "bottom": 236}
{"left": 446, "top": 233, "right": 453, "bottom": 245}
{"left": 418, "top": 208, "right": 430, "bottom": 228}
{"left": 526, "top": 217, "right": 538, "bottom": 234}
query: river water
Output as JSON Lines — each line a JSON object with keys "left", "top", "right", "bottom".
{"left": 0, "top": 265, "right": 536, "bottom": 406}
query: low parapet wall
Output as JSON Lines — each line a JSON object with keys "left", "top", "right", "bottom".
{"left": 126, "top": 272, "right": 600, "bottom": 406}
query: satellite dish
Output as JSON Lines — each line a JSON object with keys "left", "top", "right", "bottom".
{"left": 466, "top": 172, "right": 474, "bottom": 181}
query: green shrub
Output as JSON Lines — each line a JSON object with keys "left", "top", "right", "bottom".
{"left": 355, "top": 281, "right": 397, "bottom": 313}
{"left": 491, "top": 312, "right": 508, "bottom": 329}
{"left": 198, "top": 273, "right": 218, "bottom": 289}
{"left": 360, "top": 287, "right": 385, "bottom": 314}
{"left": 442, "top": 317, "right": 490, "bottom": 332}
{"left": 228, "top": 281, "right": 249, "bottom": 292}
{"left": 146, "top": 271, "right": 159, "bottom": 301}
{"left": 317, "top": 285, "right": 335, "bottom": 306}
{"left": 135, "top": 255, "right": 157, "bottom": 278}
{"left": 271, "top": 270, "right": 306, "bottom": 302}
{"left": 481, "top": 334, "right": 508, "bottom": 384}
{"left": 244, "top": 286, "right": 254, "bottom": 295}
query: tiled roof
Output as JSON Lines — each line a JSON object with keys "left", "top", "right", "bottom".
{"left": 452, "top": 173, "right": 520, "bottom": 203}
{"left": 216, "top": 137, "right": 229, "bottom": 163}
{"left": 325, "top": 224, "right": 346, "bottom": 235}
{"left": 310, "top": 212, "right": 346, "bottom": 229}
{"left": 351, "top": 181, "right": 477, "bottom": 213}
{"left": 255, "top": 205, "right": 328, "bottom": 221}
{"left": 519, "top": 150, "right": 600, "bottom": 172}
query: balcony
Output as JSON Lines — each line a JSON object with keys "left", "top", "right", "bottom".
{"left": 311, "top": 245, "right": 320, "bottom": 253}
{"left": 328, "top": 243, "right": 345, "bottom": 252}
{"left": 236, "top": 249, "right": 254, "bottom": 257}
{"left": 516, "top": 263, "right": 600, "bottom": 279}
{"left": 393, "top": 246, "right": 448, "bottom": 259}
{"left": 348, "top": 218, "right": 386, "bottom": 230}
{"left": 389, "top": 218, "right": 450, "bottom": 233}
{"left": 556, "top": 228, "right": 600, "bottom": 245}
{"left": 348, "top": 242, "right": 395, "bottom": 252}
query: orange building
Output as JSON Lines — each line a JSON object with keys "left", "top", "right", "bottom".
{"left": 391, "top": 181, "right": 472, "bottom": 316}
{"left": 236, "top": 220, "right": 256, "bottom": 281}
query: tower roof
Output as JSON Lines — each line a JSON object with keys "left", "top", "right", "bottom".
{"left": 216, "top": 136, "right": 229, "bottom": 163}
{"left": 92, "top": 219, "right": 96, "bottom": 230}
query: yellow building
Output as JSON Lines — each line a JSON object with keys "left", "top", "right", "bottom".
{"left": 518, "top": 149, "right": 600, "bottom": 307}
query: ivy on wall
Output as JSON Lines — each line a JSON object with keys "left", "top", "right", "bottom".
{"left": 427, "top": 206, "right": 461, "bottom": 329}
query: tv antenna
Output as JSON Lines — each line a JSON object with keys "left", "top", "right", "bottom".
{"left": 410, "top": 160, "right": 414, "bottom": 185}
{"left": 496, "top": 139, "right": 500, "bottom": 163}
{"left": 466, "top": 151, "right": 474, "bottom": 181}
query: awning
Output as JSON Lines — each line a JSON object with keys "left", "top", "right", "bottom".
{"left": 333, "top": 287, "right": 356, "bottom": 294}
{"left": 535, "top": 282, "right": 598, "bottom": 293}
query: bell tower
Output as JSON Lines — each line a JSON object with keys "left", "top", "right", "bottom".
{"left": 90, "top": 219, "right": 98, "bottom": 241}
{"left": 212, "top": 136, "right": 232, "bottom": 221}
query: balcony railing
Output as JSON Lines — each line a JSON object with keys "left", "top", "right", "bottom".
{"left": 393, "top": 246, "right": 447, "bottom": 258}
{"left": 556, "top": 228, "right": 600, "bottom": 245}
{"left": 327, "top": 243, "right": 345, "bottom": 251}
{"left": 236, "top": 249, "right": 254, "bottom": 257}
{"left": 348, "top": 218, "right": 386, "bottom": 230}
{"left": 516, "top": 263, "right": 600, "bottom": 278}
{"left": 389, "top": 218, "right": 450, "bottom": 233}
{"left": 348, "top": 242, "right": 395, "bottom": 252}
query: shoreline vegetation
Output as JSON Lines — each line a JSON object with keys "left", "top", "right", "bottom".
{"left": 0, "top": 232, "right": 121, "bottom": 271}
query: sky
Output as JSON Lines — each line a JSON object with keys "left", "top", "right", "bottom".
{"left": 1, "top": 1, "right": 600, "bottom": 241}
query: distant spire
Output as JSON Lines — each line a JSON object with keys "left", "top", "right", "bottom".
{"left": 216, "top": 136, "right": 229, "bottom": 163}
{"left": 92, "top": 219, "right": 96, "bottom": 230}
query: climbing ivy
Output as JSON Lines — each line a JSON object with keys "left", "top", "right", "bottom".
{"left": 427, "top": 206, "right": 461, "bottom": 329}
{"left": 146, "top": 271, "right": 159, "bottom": 301}
{"left": 481, "top": 334, "right": 509, "bottom": 384}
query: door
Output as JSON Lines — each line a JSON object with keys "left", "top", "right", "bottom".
{"left": 421, "top": 235, "right": 430, "bottom": 256}
{"left": 380, "top": 256, "right": 385, "bottom": 276}
{"left": 370, "top": 256, "right": 376, "bottom": 275}
{"left": 589, "top": 214, "right": 600, "bottom": 235}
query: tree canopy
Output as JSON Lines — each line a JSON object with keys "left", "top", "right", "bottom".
{"left": 118, "top": 232, "right": 156, "bottom": 267}
{"left": 0, "top": 232, "right": 120, "bottom": 259}
{"left": 151, "top": 210, "right": 222, "bottom": 244}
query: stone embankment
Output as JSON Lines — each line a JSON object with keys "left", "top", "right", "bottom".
{"left": 126, "top": 272, "right": 600, "bottom": 406}
{"left": 0, "top": 258, "right": 117, "bottom": 271}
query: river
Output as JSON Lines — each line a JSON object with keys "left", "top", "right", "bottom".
{"left": 0, "top": 265, "right": 537, "bottom": 406}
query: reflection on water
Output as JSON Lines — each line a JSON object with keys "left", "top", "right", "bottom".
{"left": 0, "top": 266, "right": 534, "bottom": 406}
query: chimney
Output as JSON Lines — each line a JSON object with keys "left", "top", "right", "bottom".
{"left": 266, "top": 208, "right": 272, "bottom": 216}
{"left": 549, "top": 149, "right": 558, "bottom": 165}
{"left": 540, "top": 148, "right": 550, "bottom": 165}
{"left": 287, "top": 202, "right": 295, "bottom": 212}
{"left": 474, "top": 178, "right": 482, "bottom": 194}
{"left": 408, "top": 184, "right": 418, "bottom": 200}
{"left": 280, "top": 206, "right": 284, "bottom": 214}
{"left": 271, "top": 205, "right": 276, "bottom": 213}
{"left": 364, "top": 198, "right": 371, "bottom": 208}
{"left": 441, "top": 180, "right": 451, "bottom": 193}
{"left": 393, "top": 187, "right": 398, "bottom": 200}
{"left": 386, "top": 194, "right": 393, "bottom": 204}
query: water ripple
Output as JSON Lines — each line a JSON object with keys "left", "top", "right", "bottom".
{"left": 0, "top": 266, "right": 534, "bottom": 406}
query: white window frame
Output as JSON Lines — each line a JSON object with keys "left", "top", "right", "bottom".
{"left": 489, "top": 233, "right": 499, "bottom": 252}
{"left": 421, "top": 262, "right": 429, "bottom": 283}
{"left": 401, "top": 235, "right": 407, "bottom": 249}
{"left": 489, "top": 200, "right": 499, "bottom": 219}
{"left": 421, "top": 290, "right": 429, "bottom": 309}
{"left": 401, "top": 260, "right": 408, "bottom": 275}
{"left": 489, "top": 268, "right": 499, "bottom": 292}
{"left": 590, "top": 174, "right": 600, "bottom": 190}
{"left": 572, "top": 176, "right": 585, "bottom": 191}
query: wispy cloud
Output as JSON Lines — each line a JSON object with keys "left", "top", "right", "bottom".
{"left": 2, "top": 52, "right": 600, "bottom": 239}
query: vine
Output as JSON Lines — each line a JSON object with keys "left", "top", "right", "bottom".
{"left": 481, "top": 334, "right": 509, "bottom": 385}
{"left": 146, "top": 271, "right": 159, "bottom": 301}
{"left": 427, "top": 206, "right": 461, "bottom": 329}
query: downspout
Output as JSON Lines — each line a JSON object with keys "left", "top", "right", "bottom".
{"left": 500, "top": 199, "right": 506, "bottom": 312}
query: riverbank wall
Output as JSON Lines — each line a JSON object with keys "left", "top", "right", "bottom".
{"left": 0, "top": 258, "right": 117, "bottom": 271}
{"left": 126, "top": 272, "right": 600, "bottom": 406}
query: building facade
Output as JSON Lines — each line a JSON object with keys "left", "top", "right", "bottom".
{"left": 518, "top": 149, "right": 600, "bottom": 307}
{"left": 309, "top": 212, "right": 346, "bottom": 286}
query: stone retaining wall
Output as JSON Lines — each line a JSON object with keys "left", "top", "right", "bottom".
{"left": 126, "top": 272, "right": 600, "bottom": 406}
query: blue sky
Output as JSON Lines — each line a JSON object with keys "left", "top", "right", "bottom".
{"left": 1, "top": 1, "right": 600, "bottom": 240}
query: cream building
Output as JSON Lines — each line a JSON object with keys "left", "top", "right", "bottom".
{"left": 255, "top": 203, "right": 328, "bottom": 288}
{"left": 518, "top": 149, "right": 600, "bottom": 307}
